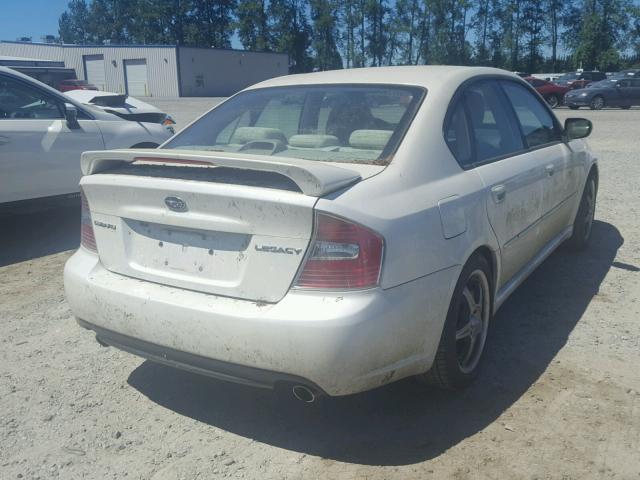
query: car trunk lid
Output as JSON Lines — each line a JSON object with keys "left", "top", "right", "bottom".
{"left": 80, "top": 149, "right": 381, "bottom": 302}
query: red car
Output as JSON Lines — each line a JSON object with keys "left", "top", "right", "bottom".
{"left": 524, "top": 77, "right": 571, "bottom": 108}
{"left": 57, "top": 79, "right": 98, "bottom": 92}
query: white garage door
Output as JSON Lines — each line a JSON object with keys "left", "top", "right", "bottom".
{"left": 83, "top": 55, "right": 105, "bottom": 90}
{"left": 124, "top": 59, "right": 148, "bottom": 96}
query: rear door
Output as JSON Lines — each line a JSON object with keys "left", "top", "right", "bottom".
{"left": 500, "top": 80, "right": 575, "bottom": 242}
{"left": 452, "top": 80, "right": 547, "bottom": 287}
{"left": 0, "top": 73, "right": 104, "bottom": 203}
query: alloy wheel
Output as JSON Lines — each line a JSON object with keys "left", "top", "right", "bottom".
{"left": 455, "top": 269, "right": 491, "bottom": 374}
{"left": 591, "top": 96, "right": 604, "bottom": 110}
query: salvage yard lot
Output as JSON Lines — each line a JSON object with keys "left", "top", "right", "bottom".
{"left": 1, "top": 103, "right": 640, "bottom": 479}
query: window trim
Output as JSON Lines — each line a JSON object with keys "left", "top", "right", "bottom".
{"left": 0, "top": 72, "right": 95, "bottom": 121}
{"left": 443, "top": 74, "right": 564, "bottom": 171}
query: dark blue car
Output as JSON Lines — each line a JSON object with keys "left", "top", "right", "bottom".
{"left": 564, "top": 78, "right": 640, "bottom": 110}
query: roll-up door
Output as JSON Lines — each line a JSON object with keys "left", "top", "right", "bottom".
{"left": 124, "top": 59, "right": 148, "bottom": 96}
{"left": 83, "top": 54, "right": 105, "bottom": 90}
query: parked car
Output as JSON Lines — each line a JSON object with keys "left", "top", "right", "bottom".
{"left": 608, "top": 69, "right": 640, "bottom": 80}
{"left": 524, "top": 77, "right": 571, "bottom": 108}
{"left": 57, "top": 79, "right": 98, "bottom": 92}
{"left": 65, "top": 66, "right": 597, "bottom": 401}
{"left": 554, "top": 70, "right": 607, "bottom": 90}
{"left": 65, "top": 90, "right": 176, "bottom": 134}
{"left": 564, "top": 78, "right": 640, "bottom": 109}
{"left": 0, "top": 67, "right": 173, "bottom": 208}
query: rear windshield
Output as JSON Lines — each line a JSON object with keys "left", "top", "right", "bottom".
{"left": 163, "top": 84, "right": 425, "bottom": 165}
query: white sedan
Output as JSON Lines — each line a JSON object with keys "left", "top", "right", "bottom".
{"left": 0, "top": 67, "right": 172, "bottom": 208}
{"left": 64, "top": 66, "right": 597, "bottom": 401}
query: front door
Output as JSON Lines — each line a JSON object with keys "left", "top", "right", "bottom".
{"left": 500, "top": 80, "right": 577, "bottom": 240}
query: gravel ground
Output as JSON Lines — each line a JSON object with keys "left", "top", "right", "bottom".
{"left": 1, "top": 105, "right": 640, "bottom": 480}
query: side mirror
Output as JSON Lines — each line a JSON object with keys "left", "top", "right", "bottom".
{"left": 564, "top": 118, "right": 593, "bottom": 141}
{"left": 64, "top": 103, "right": 79, "bottom": 128}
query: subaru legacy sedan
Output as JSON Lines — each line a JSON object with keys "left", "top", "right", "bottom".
{"left": 64, "top": 67, "right": 597, "bottom": 401}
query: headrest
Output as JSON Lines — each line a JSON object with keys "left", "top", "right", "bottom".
{"left": 348, "top": 129, "right": 393, "bottom": 150}
{"left": 230, "top": 127, "right": 287, "bottom": 144}
{"left": 465, "top": 91, "right": 487, "bottom": 124}
{"left": 288, "top": 134, "right": 339, "bottom": 148}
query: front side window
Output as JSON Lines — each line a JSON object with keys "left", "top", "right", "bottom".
{"left": 164, "top": 84, "right": 425, "bottom": 165}
{"left": 0, "top": 75, "right": 64, "bottom": 120}
{"left": 501, "top": 81, "right": 561, "bottom": 148}
{"left": 460, "top": 80, "right": 524, "bottom": 164}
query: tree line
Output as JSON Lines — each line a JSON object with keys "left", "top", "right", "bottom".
{"left": 59, "top": 0, "right": 640, "bottom": 73}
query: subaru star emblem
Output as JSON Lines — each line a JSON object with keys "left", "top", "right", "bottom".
{"left": 164, "top": 196, "right": 188, "bottom": 212}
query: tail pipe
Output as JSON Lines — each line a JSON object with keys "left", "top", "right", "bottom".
{"left": 292, "top": 385, "right": 317, "bottom": 403}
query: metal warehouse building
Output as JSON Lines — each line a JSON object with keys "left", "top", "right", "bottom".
{"left": 0, "top": 41, "right": 289, "bottom": 97}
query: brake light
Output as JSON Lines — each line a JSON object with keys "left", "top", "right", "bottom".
{"left": 295, "top": 213, "right": 384, "bottom": 289}
{"left": 80, "top": 189, "right": 97, "bottom": 253}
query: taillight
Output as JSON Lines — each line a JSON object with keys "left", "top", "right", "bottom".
{"left": 295, "top": 213, "right": 384, "bottom": 289}
{"left": 80, "top": 189, "right": 97, "bottom": 253}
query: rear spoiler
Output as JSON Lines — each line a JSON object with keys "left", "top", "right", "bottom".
{"left": 88, "top": 94, "right": 128, "bottom": 106}
{"left": 80, "top": 149, "right": 364, "bottom": 197}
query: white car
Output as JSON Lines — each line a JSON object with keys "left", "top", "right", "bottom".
{"left": 0, "top": 67, "right": 172, "bottom": 208}
{"left": 64, "top": 66, "right": 597, "bottom": 401}
{"left": 64, "top": 90, "right": 176, "bottom": 135}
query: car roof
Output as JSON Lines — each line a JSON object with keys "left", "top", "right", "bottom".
{"left": 247, "top": 65, "right": 520, "bottom": 91}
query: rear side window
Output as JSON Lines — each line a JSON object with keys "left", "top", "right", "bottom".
{"left": 444, "top": 101, "right": 472, "bottom": 167}
{"left": 460, "top": 81, "right": 524, "bottom": 164}
{"left": 501, "top": 81, "right": 561, "bottom": 148}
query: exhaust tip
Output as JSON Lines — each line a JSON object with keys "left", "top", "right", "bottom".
{"left": 292, "top": 385, "right": 316, "bottom": 403}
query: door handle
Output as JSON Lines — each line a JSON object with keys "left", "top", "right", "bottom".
{"left": 0, "top": 136, "right": 9, "bottom": 146}
{"left": 545, "top": 164, "right": 555, "bottom": 176}
{"left": 491, "top": 184, "right": 506, "bottom": 203}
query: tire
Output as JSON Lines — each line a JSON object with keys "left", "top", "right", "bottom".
{"left": 545, "top": 94, "right": 560, "bottom": 109}
{"left": 567, "top": 173, "right": 597, "bottom": 251}
{"left": 569, "top": 105, "right": 580, "bottom": 110}
{"left": 621, "top": 105, "right": 631, "bottom": 110}
{"left": 589, "top": 96, "right": 604, "bottom": 110}
{"left": 421, "top": 253, "right": 493, "bottom": 390}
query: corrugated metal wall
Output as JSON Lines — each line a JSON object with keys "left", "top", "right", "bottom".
{"left": 0, "top": 42, "right": 179, "bottom": 97}
{"left": 0, "top": 42, "right": 290, "bottom": 97}
{"left": 178, "top": 47, "right": 289, "bottom": 96}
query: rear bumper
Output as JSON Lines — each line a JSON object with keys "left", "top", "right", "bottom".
{"left": 64, "top": 248, "right": 459, "bottom": 396}
{"left": 78, "top": 318, "right": 326, "bottom": 393}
